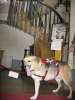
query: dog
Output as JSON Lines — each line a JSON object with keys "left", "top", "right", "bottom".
{"left": 24, "top": 56, "right": 72, "bottom": 100}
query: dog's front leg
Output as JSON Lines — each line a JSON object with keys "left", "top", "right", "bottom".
{"left": 30, "top": 79, "right": 40, "bottom": 100}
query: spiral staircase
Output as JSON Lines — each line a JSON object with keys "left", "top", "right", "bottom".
{"left": 1, "top": 0, "right": 71, "bottom": 61}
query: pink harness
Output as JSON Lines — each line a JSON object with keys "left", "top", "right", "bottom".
{"left": 26, "top": 58, "right": 59, "bottom": 80}
{"left": 39, "top": 58, "right": 59, "bottom": 80}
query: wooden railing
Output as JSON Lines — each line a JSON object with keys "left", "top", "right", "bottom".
{"left": 7, "top": 0, "right": 70, "bottom": 60}
{"left": 7, "top": 0, "right": 65, "bottom": 40}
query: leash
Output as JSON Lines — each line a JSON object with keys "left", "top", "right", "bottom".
{"left": 0, "top": 59, "right": 59, "bottom": 79}
{"left": 0, "top": 64, "right": 26, "bottom": 74}
{"left": 32, "top": 70, "right": 48, "bottom": 80}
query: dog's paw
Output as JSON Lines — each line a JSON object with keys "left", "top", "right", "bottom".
{"left": 67, "top": 95, "right": 72, "bottom": 99}
{"left": 52, "top": 90, "right": 58, "bottom": 93}
{"left": 30, "top": 96, "right": 37, "bottom": 100}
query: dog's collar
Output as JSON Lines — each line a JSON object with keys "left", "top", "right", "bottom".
{"left": 40, "top": 58, "right": 59, "bottom": 67}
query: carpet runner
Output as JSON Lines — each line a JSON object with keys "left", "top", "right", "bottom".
{"left": 0, "top": 93, "right": 72, "bottom": 100}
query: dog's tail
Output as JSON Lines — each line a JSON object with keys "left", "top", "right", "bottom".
{"left": 65, "top": 65, "right": 72, "bottom": 86}
{"left": 59, "top": 64, "right": 72, "bottom": 86}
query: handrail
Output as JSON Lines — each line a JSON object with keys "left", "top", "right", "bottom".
{"left": 1, "top": 0, "right": 69, "bottom": 61}
{"left": 37, "top": 0, "right": 65, "bottom": 23}
{"left": 7, "top": 0, "right": 66, "bottom": 39}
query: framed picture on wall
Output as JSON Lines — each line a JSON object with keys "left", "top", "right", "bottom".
{"left": 51, "top": 39, "right": 63, "bottom": 51}
{"left": 51, "top": 24, "right": 66, "bottom": 40}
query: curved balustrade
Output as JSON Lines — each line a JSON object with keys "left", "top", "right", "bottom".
{"left": 6, "top": 0, "right": 70, "bottom": 61}
{"left": 7, "top": 0, "right": 65, "bottom": 40}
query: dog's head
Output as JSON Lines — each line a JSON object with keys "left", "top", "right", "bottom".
{"left": 23, "top": 56, "right": 36, "bottom": 66}
{"left": 23, "top": 56, "right": 39, "bottom": 76}
{"left": 23, "top": 56, "right": 48, "bottom": 77}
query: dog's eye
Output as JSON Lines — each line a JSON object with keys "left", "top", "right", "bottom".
{"left": 28, "top": 60, "right": 31, "bottom": 62}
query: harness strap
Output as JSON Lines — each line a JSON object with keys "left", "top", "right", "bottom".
{"left": 42, "top": 70, "right": 48, "bottom": 80}
{"left": 55, "top": 67, "right": 59, "bottom": 77}
{"left": 43, "top": 67, "right": 59, "bottom": 80}
{"left": 32, "top": 67, "right": 59, "bottom": 80}
{"left": 32, "top": 70, "right": 48, "bottom": 80}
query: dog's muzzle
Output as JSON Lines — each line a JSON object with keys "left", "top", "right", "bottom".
{"left": 23, "top": 60, "right": 31, "bottom": 76}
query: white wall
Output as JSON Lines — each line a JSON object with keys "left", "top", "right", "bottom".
{"left": 0, "top": 0, "right": 34, "bottom": 67}
{"left": 0, "top": 24, "right": 34, "bottom": 60}
{"left": 70, "top": 0, "right": 75, "bottom": 45}
{"left": 68, "top": 0, "right": 75, "bottom": 69}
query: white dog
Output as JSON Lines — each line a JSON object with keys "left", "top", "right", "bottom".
{"left": 24, "top": 56, "right": 72, "bottom": 100}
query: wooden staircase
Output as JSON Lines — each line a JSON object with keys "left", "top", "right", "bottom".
{"left": 6, "top": 0, "right": 70, "bottom": 60}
